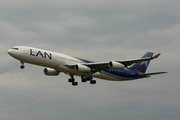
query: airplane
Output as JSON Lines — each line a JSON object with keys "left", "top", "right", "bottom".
{"left": 7, "top": 46, "right": 167, "bottom": 86}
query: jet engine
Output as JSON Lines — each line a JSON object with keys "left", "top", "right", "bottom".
{"left": 109, "top": 61, "right": 125, "bottom": 69}
{"left": 43, "top": 68, "right": 59, "bottom": 76}
{"left": 75, "top": 64, "right": 91, "bottom": 72}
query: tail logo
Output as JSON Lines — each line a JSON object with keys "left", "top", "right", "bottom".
{"left": 140, "top": 61, "right": 148, "bottom": 67}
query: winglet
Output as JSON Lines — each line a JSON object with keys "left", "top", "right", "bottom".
{"left": 152, "top": 53, "right": 161, "bottom": 59}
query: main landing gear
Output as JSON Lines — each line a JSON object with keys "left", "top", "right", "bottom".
{"left": 81, "top": 76, "right": 96, "bottom": 84}
{"left": 20, "top": 61, "right": 25, "bottom": 69}
{"left": 68, "top": 75, "right": 78, "bottom": 86}
{"left": 68, "top": 75, "right": 96, "bottom": 86}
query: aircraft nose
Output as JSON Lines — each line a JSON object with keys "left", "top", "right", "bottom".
{"left": 7, "top": 49, "right": 12, "bottom": 55}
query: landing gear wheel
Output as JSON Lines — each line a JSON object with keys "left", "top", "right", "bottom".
{"left": 93, "top": 80, "right": 96, "bottom": 84}
{"left": 20, "top": 65, "right": 25, "bottom": 69}
{"left": 72, "top": 81, "right": 78, "bottom": 86}
{"left": 90, "top": 80, "right": 96, "bottom": 84}
{"left": 68, "top": 78, "right": 74, "bottom": 83}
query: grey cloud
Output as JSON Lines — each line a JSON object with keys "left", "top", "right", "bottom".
{"left": 0, "top": 0, "right": 180, "bottom": 120}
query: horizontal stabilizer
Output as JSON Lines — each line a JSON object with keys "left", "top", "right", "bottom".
{"left": 152, "top": 53, "right": 161, "bottom": 59}
{"left": 139, "top": 72, "right": 167, "bottom": 77}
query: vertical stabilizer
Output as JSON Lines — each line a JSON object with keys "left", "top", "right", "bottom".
{"left": 128, "top": 52, "right": 154, "bottom": 73}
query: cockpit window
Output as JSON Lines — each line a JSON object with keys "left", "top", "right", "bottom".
{"left": 12, "top": 48, "right": 19, "bottom": 50}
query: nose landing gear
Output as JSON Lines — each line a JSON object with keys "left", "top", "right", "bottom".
{"left": 20, "top": 61, "right": 25, "bottom": 69}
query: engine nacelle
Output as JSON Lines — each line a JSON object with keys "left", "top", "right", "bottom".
{"left": 43, "top": 68, "right": 59, "bottom": 76}
{"left": 109, "top": 61, "right": 125, "bottom": 69}
{"left": 75, "top": 64, "right": 91, "bottom": 72}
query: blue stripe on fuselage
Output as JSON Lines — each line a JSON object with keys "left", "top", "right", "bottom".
{"left": 102, "top": 69, "right": 140, "bottom": 80}
{"left": 75, "top": 57, "right": 94, "bottom": 63}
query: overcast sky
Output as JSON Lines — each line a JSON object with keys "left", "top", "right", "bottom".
{"left": 0, "top": 0, "right": 180, "bottom": 120}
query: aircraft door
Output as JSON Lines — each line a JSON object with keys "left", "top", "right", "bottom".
{"left": 24, "top": 48, "right": 29, "bottom": 55}
{"left": 53, "top": 54, "right": 58, "bottom": 61}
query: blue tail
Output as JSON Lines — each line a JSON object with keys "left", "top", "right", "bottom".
{"left": 129, "top": 52, "right": 154, "bottom": 73}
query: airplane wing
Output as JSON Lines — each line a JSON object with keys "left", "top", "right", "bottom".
{"left": 64, "top": 53, "right": 161, "bottom": 72}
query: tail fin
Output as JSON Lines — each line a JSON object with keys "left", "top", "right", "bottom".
{"left": 129, "top": 52, "right": 154, "bottom": 73}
